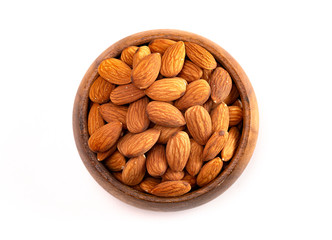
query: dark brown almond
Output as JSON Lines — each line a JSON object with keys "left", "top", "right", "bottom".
{"left": 126, "top": 97, "right": 150, "bottom": 133}
{"left": 88, "top": 103, "right": 105, "bottom": 136}
{"left": 224, "top": 84, "right": 240, "bottom": 105}
{"left": 110, "top": 83, "right": 145, "bottom": 105}
{"left": 97, "top": 145, "right": 117, "bottom": 161}
{"left": 104, "top": 150, "right": 126, "bottom": 171}
{"left": 89, "top": 76, "right": 115, "bottom": 104}
{"left": 182, "top": 172, "right": 197, "bottom": 188}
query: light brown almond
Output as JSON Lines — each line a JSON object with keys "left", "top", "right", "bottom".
{"left": 148, "top": 39, "right": 176, "bottom": 54}
{"left": 89, "top": 76, "right": 115, "bottom": 104}
{"left": 224, "top": 84, "right": 240, "bottom": 105}
{"left": 150, "top": 180, "right": 191, "bottom": 197}
{"left": 162, "top": 168, "right": 184, "bottom": 181}
{"left": 132, "top": 46, "right": 151, "bottom": 68}
{"left": 98, "top": 58, "right": 131, "bottom": 85}
{"left": 202, "top": 130, "right": 229, "bottom": 161}
{"left": 184, "top": 42, "right": 217, "bottom": 70}
{"left": 104, "top": 150, "right": 126, "bottom": 171}
{"left": 221, "top": 127, "right": 241, "bottom": 161}
{"left": 146, "top": 144, "right": 167, "bottom": 177}
{"left": 146, "top": 101, "right": 186, "bottom": 127}
{"left": 197, "top": 157, "right": 223, "bottom": 187}
{"left": 186, "top": 139, "right": 203, "bottom": 176}
{"left": 210, "top": 102, "right": 229, "bottom": 132}
{"left": 166, "top": 131, "right": 190, "bottom": 171}
{"left": 97, "top": 145, "right": 117, "bottom": 161}
{"left": 229, "top": 106, "right": 243, "bottom": 126}
{"left": 88, "top": 103, "right": 105, "bottom": 136}
{"left": 110, "top": 83, "right": 145, "bottom": 105}
{"left": 210, "top": 67, "right": 232, "bottom": 104}
{"left": 160, "top": 41, "right": 185, "bottom": 77}
{"left": 117, "top": 129, "right": 160, "bottom": 158}
{"left": 145, "top": 77, "right": 187, "bottom": 101}
{"left": 120, "top": 46, "right": 138, "bottom": 67}
{"left": 139, "top": 177, "right": 161, "bottom": 193}
{"left": 153, "top": 125, "right": 185, "bottom": 144}
{"left": 99, "top": 102, "right": 128, "bottom": 127}
{"left": 178, "top": 60, "right": 203, "bottom": 82}
{"left": 122, "top": 155, "right": 146, "bottom": 186}
{"left": 126, "top": 97, "right": 150, "bottom": 133}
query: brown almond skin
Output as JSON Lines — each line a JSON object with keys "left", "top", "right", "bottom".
{"left": 186, "top": 139, "right": 203, "bottom": 176}
{"left": 120, "top": 46, "right": 138, "bottom": 67}
{"left": 229, "top": 106, "right": 243, "bottom": 126}
{"left": 232, "top": 99, "right": 243, "bottom": 108}
{"left": 148, "top": 39, "right": 176, "bottom": 54}
{"left": 145, "top": 77, "right": 187, "bottom": 102}
{"left": 88, "top": 121, "right": 123, "bottom": 152}
{"left": 162, "top": 168, "right": 185, "bottom": 181}
{"left": 182, "top": 172, "right": 197, "bottom": 188}
{"left": 132, "top": 53, "right": 161, "bottom": 89}
{"left": 89, "top": 76, "right": 115, "bottom": 104}
{"left": 104, "top": 150, "right": 126, "bottom": 171}
{"left": 88, "top": 103, "right": 105, "bottom": 136}
{"left": 98, "top": 58, "right": 131, "bottom": 85}
{"left": 146, "top": 101, "right": 186, "bottom": 127}
{"left": 211, "top": 102, "right": 229, "bottom": 132}
{"left": 166, "top": 131, "right": 190, "bottom": 171}
{"left": 202, "top": 69, "right": 213, "bottom": 82}
{"left": 132, "top": 46, "right": 151, "bottom": 68}
{"left": 146, "top": 144, "right": 167, "bottom": 177}
{"left": 224, "top": 84, "right": 240, "bottom": 105}
{"left": 97, "top": 145, "right": 117, "bottom": 161}
{"left": 126, "top": 97, "right": 150, "bottom": 133}
{"left": 110, "top": 83, "right": 145, "bottom": 105}
{"left": 117, "top": 129, "right": 160, "bottom": 158}
{"left": 202, "top": 98, "right": 213, "bottom": 113}
{"left": 139, "top": 177, "right": 161, "bottom": 193}
{"left": 153, "top": 125, "right": 185, "bottom": 144}
{"left": 185, "top": 105, "right": 212, "bottom": 145}
{"left": 202, "top": 130, "right": 229, "bottom": 161}
{"left": 100, "top": 102, "right": 128, "bottom": 127}
{"left": 178, "top": 60, "right": 203, "bottom": 82}
{"left": 122, "top": 155, "right": 146, "bottom": 186}
{"left": 210, "top": 67, "right": 232, "bottom": 104}
{"left": 197, "top": 157, "right": 223, "bottom": 187}
{"left": 112, "top": 171, "right": 123, "bottom": 183}
{"left": 174, "top": 80, "right": 211, "bottom": 110}
{"left": 184, "top": 42, "right": 217, "bottom": 70}
{"left": 150, "top": 181, "right": 191, "bottom": 197}
{"left": 221, "top": 127, "right": 241, "bottom": 161}
{"left": 160, "top": 41, "right": 186, "bottom": 77}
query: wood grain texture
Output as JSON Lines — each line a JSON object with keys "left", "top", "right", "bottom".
{"left": 73, "top": 29, "right": 259, "bottom": 211}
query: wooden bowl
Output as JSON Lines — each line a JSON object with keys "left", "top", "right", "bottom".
{"left": 73, "top": 29, "right": 259, "bottom": 211}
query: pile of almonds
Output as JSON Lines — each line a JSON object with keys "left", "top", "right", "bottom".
{"left": 87, "top": 39, "right": 243, "bottom": 197}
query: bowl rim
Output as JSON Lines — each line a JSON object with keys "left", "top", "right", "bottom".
{"left": 73, "top": 29, "right": 259, "bottom": 211}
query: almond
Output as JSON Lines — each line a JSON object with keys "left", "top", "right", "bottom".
{"left": 146, "top": 101, "right": 186, "bottom": 127}
{"left": 162, "top": 168, "right": 184, "bottom": 181}
{"left": 110, "top": 83, "right": 145, "bottom": 105}
{"left": 98, "top": 58, "right": 131, "bottom": 85}
{"left": 145, "top": 77, "right": 187, "bottom": 101}
{"left": 228, "top": 106, "right": 243, "bottom": 126}
{"left": 117, "top": 129, "right": 160, "bottom": 158}
{"left": 186, "top": 139, "right": 203, "bottom": 176}
{"left": 224, "top": 84, "right": 240, "bottom": 105}
{"left": 89, "top": 76, "right": 115, "bottom": 104}
{"left": 132, "top": 46, "right": 151, "bottom": 68}
{"left": 120, "top": 46, "right": 138, "bottom": 67}
{"left": 104, "top": 150, "right": 126, "bottom": 171}
{"left": 197, "top": 157, "right": 223, "bottom": 187}
{"left": 166, "top": 131, "right": 190, "bottom": 171}
{"left": 202, "top": 69, "right": 213, "bottom": 82}
{"left": 174, "top": 79, "right": 211, "bottom": 110}
{"left": 126, "top": 97, "right": 150, "bottom": 133}
{"left": 221, "top": 127, "right": 241, "bottom": 161}
{"left": 88, "top": 103, "right": 105, "bottom": 136}
{"left": 202, "top": 130, "right": 229, "bottom": 161}
{"left": 148, "top": 39, "right": 176, "bottom": 54}
{"left": 150, "top": 181, "right": 191, "bottom": 197}
{"left": 202, "top": 98, "right": 213, "bottom": 113}
{"left": 153, "top": 125, "right": 185, "bottom": 144}
{"left": 132, "top": 53, "right": 161, "bottom": 89}
{"left": 182, "top": 172, "right": 197, "bottom": 188}
{"left": 178, "top": 60, "right": 203, "bottom": 82}
{"left": 112, "top": 171, "right": 123, "bottom": 183}
{"left": 185, "top": 105, "right": 212, "bottom": 145}
{"left": 99, "top": 102, "right": 128, "bottom": 127}
{"left": 139, "top": 177, "right": 161, "bottom": 193}
{"left": 88, "top": 121, "right": 122, "bottom": 152}
{"left": 122, "top": 155, "right": 146, "bottom": 186}
{"left": 146, "top": 144, "right": 167, "bottom": 177}
{"left": 232, "top": 99, "right": 243, "bottom": 108}
{"left": 210, "top": 102, "right": 229, "bottom": 132}
{"left": 160, "top": 41, "right": 185, "bottom": 77}
{"left": 97, "top": 145, "right": 117, "bottom": 161}
{"left": 184, "top": 42, "right": 217, "bottom": 70}
{"left": 210, "top": 67, "right": 232, "bottom": 104}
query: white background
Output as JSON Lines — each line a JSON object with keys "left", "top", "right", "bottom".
{"left": 0, "top": 0, "right": 331, "bottom": 239}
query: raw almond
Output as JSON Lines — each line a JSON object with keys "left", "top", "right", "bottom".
{"left": 98, "top": 58, "right": 131, "bottom": 85}
{"left": 99, "top": 102, "right": 128, "bottom": 127}
{"left": 185, "top": 105, "right": 212, "bottom": 145}
{"left": 182, "top": 172, "right": 197, "bottom": 188}
{"left": 186, "top": 139, "right": 203, "bottom": 176}
{"left": 120, "top": 46, "right": 138, "bottom": 67}
{"left": 122, "top": 155, "right": 146, "bottom": 186}
{"left": 117, "top": 129, "right": 160, "bottom": 158}
{"left": 88, "top": 121, "right": 123, "bottom": 152}
{"left": 178, "top": 60, "right": 203, "bottom": 82}
{"left": 228, "top": 106, "right": 243, "bottom": 126}
{"left": 174, "top": 79, "right": 211, "bottom": 110}
{"left": 150, "top": 180, "right": 191, "bottom": 197}
{"left": 97, "top": 145, "right": 117, "bottom": 161}
{"left": 112, "top": 171, "right": 123, "bottom": 183}
{"left": 197, "top": 157, "right": 223, "bottom": 187}
{"left": 148, "top": 39, "right": 176, "bottom": 54}
{"left": 139, "top": 177, "right": 161, "bottom": 193}
{"left": 221, "top": 127, "right": 241, "bottom": 161}
{"left": 202, "top": 98, "right": 213, "bottom": 113}
{"left": 160, "top": 41, "right": 185, "bottom": 77}
{"left": 146, "top": 101, "right": 186, "bottom": 127}
{"left": 162, "top": 168, "right": 184, "bottom": 181}
{"left": 210, "top": 67, "right": 232, "bottom": 104}
{"left": 166, "top": 131, "right": 190, "bottom": 171}
{"left": 104, "top": 150, "right": 126, "bottom": 171}
{"left": 153, "top": 125, "right": 185, "bottom": 144}
{"left": 88, "top": 103, "right": 104, "bottom": 136}
{"left": 110, "top": 83, "right": 145, "bottom": 105}
{"left": 89, "top": 76, "right": 115, "bottom": 104}
{"left": 145, "top": 77, "right": 187, "bottom": 101}
{"left": 132, "top": 53, "right": 161, "bottom": 89}
{"left": 210, "top": 102, "right": 229, "bottom": 132}
{"left": 126, "top": 97, "right": 150, "bottom": 133}
{"left": 202, "top": 69, "right": 213, "bottom": 82}
{"left": 224, "top": 84, "right": 240, "bottom": 105}
{"left": 184, "top": 42, "right": 217, "bottom": 70}
{"left": 146, "top": 144, "right": 167, "bottom": 177}
{"left": 202, "top": 130, "right": 229, "bottom": 161}
{"left": 132, "top": 46, "right": 151, "bottom": 68}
